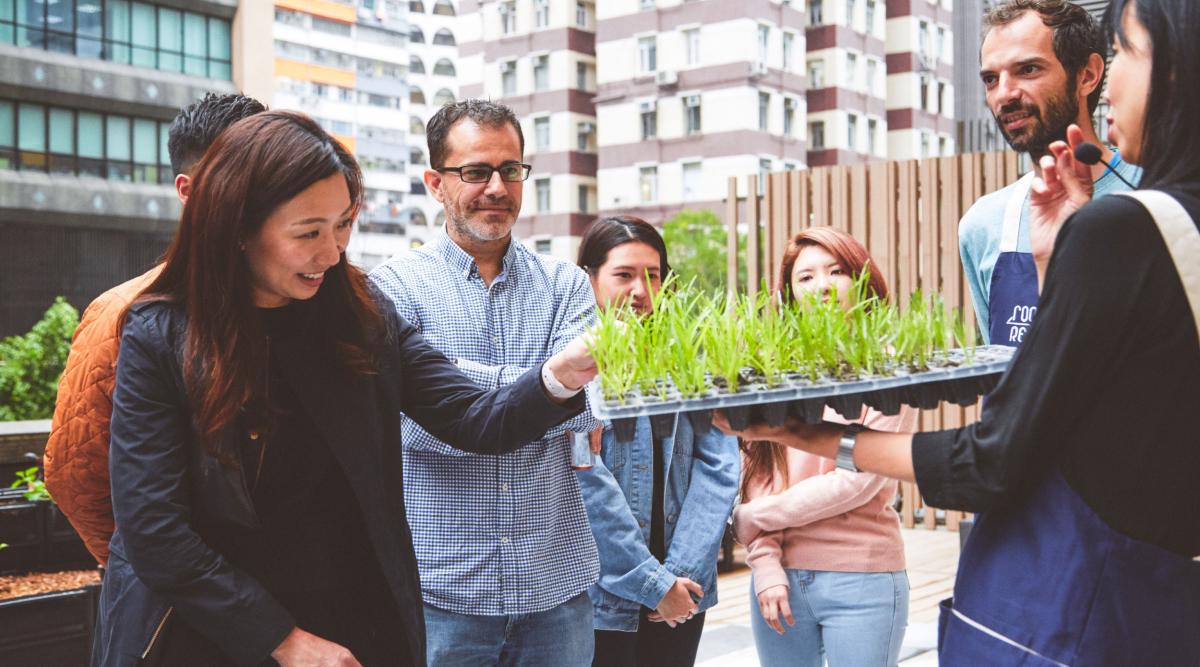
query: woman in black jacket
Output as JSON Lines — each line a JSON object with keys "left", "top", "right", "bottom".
{"left": 93, "top": 111, "right": 596, "bottom": 667}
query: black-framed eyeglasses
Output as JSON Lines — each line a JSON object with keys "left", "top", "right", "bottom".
{"left": 437, "top": 162, "right": 532, "bottom": 183}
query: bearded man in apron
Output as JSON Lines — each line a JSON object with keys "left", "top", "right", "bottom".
{"left": 959, "top": 0, "right": 1141, "bottom": 348}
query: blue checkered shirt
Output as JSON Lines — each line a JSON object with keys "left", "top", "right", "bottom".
{"left": 369, "top": 231, "right": 600, "bottom": 615}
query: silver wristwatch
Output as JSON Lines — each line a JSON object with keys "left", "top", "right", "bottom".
{"left": 836, "top": 425, "right": 864, "bottom": 473}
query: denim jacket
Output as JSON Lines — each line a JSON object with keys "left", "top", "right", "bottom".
{"left": 577, "top": 414, "right": 740, "bottom": 631}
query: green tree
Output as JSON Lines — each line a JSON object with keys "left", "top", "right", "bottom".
{"left": 661, "top": 209, "right": 746, "bottom": 294}
{"left": 0, "top": 297, "right": 79, "bottom": 421}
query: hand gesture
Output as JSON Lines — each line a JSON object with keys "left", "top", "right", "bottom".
{"left": 756, "top": 585, "right": 795, "bottom": 635}
{"left": 546, "top": 335, "right": 598, "bottom": 393}
{"left": 650, "top": 577, "right": 703, "bottom": 627}
{"left": 713, "top": 412, "right": 841, "bottom": 459}
{"left": 272, "top": 627, "right": 362, "bottom": 667}
{"left": 1030, "top": 124, "right": 1094, "bottom": 286}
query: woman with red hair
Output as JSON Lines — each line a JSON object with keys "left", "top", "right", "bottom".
{"left": 737, "top": 227, "right": 915, "bottom": 667}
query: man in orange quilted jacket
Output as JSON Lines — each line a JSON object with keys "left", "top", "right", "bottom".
{"left": 44, "top": 93, "right": 266, "bottom": 565}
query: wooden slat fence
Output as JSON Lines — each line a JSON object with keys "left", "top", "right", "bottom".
{"left": 725, "top": 151, "right": 1022, "bottom": 530}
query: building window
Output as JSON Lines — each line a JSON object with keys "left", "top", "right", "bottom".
{"left": 410, "top": 54, "right": 425, "bottom": 74}
{"left": 534, "top": 116, "right": 550, "bottom": 151}
{"left": 920, "top": 74, "right": 931, "bottom": 111}
{"left": 500, "top": 1, "right": 516, "bottom": 35}
{"left": 433, "top": 0, "right": 455, "bottom": 16}
{"left": 808, "top": 59, "right": 825, "bottom": 88}
{"left": 535, "top": 238, "right": 552, "bottom": 254}
{"left": 640, "top": 0, "right": 655, "bottom": 9}
{"left": 533, "top": 54, "right": 549, "bottom": 90}
{"left": 410, "top": 87, "right": 426, "bottom": 105}
{"left": 758, "top": 158, "right": 771, "bottom": 195}
{"left": 577, "top": 121, "right": 595, "bottom": 151}
{"left": 0, "top": 1, "right": 233, "bottom": 80}
{"left": 784, "top": 97, "right": 796, "bottom": 137}
{"left": 534, "top": 0, "right": 549, "bottom": 28}
{"left": 846, "top": 52, "right": 858, "bottom": 89}
{"left": 866, "top": 58, "right": 878, "bottom": 94}
{"left": 638, "top": 36, "right": 657, "bottom": 73}
{"left": 410, "top": 116, "right": 426, "bottom": 135}
{"left": 639, "top": 166, "right": 657, "bottom": 203}
{"left": 576, "top": 1, "right": 590, "bottom": 28}
{"left": 938, "top": 81, "right": 947, "bottom": 115}
{"left": 683, "top": 95, "right": 701, "bottom": 135}
{"left": 576, "top": 61, "right": 588, "bottom": 89}
{"left": 847, "top": 113, "right": 858, "bottom": 150}
{"left": 918, "top": 20, "right": 931, "bottom": 59}
{"left": 409, "top": 25, "right": 425, "bottom": 43}
{"left": 847, "top": 0, "right": 857, "bottom": 30}
{"left": 921, "top": 131, "right": 931, "bottom": 158}
{"left": 433, "top": 58, "right": 456, "bottom": 76}
{"left": 578, "top": 184, "right": 589, "bottom": 213}
{"left": 809, "top": 121, "right": 826, "bottom": 149}
{"left": 782, "top": 31, "right": 795, "bottom": 71}
{"left": 758, "top": 92, "right": 770, "bottom": 132}
{"left": 0, "top": 98, "right": 173, "bottom": 182}
{"left": 410, "top": 1, "right": 424, "bottom": 12}
{"left": 939, "top": 136, "right": 948, "bottom": 156}
{"left": 936, "top": 26, "right": 947, "bottom": 62}
{"left": 809, "top": 0, "right": 823, "bottom": 25}
{"left": 682, "top": 162, "right": 701, "bottom": 202}
{"left": 640, "top": 102, "right": 657, "bottom": 140}
{"left": 501, "top": 60, "right": 517, "bottom": 95}
{"left": 433, "top": 28, "right": 456, "bottom": 46}
{"left": 757, "top": 24, "right": 770, "bottom": 64}
{"left": 866, "top": 0, "right": 876, "bottom": 33}
{"left": 433, "top": 88, "right": 455, "bottom": 106}
{"left": 684, "top": 28, "right": 700, "bottom": 66}
{"left": 868, "top": 118, "right": 878, "bottom": 154}
{"left": 536, "top": 177, "right": 551, "bottom": 212}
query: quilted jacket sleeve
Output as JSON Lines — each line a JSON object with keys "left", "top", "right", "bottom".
{"left": 44, "top": 268, "right": 159, "bottom": 565}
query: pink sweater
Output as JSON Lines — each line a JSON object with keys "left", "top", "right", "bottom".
{"left": 737, "top": 406, "right": 918, "bottom": 595}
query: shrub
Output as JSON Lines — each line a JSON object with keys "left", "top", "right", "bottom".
{"left": 0, "top": 297, "right": 79, "bottom": 421}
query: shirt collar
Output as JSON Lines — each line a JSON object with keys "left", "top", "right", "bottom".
{"left": 428, "top": 228, "right": 522, "bottom": 281}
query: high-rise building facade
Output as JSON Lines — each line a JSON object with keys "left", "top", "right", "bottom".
{"left": 458, "top": 0, "right": 598, "bottom": 257}
{"left": 404, "top": 0, "right": 460, "bottom": 246}
{"left": 595, "top": 0, "right": 808, "bottom": 223}
{"left": 885, "top": 0, "right": 956, "bottom": 159}
{"left": 0, "top": 0, "right": 241, "bottom": 335}
{"left": 270, "top": 0, "right": 413, "bottom": 269}
{"left": 804, "top": 0, "right": 887, "bottom": 165}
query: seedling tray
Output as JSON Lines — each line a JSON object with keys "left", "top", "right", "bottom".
{"left": 588, "top": 345, "right": 1015, "bottom": 441}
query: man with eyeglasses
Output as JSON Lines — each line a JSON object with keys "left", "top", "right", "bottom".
{"left": 369, "top": 99, "right": 601, "bottom": 665}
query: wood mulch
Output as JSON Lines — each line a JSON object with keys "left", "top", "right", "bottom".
{"left": 0, "top": 569, "right": 101, "bottom": 601}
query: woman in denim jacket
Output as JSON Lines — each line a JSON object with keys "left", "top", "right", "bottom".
{"left": 575, "top": 216, "right": 741, "bottom": 667}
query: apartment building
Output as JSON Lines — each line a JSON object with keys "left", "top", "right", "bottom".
{"left": 458, "top": 0, "right": 597, "bottom": 257}
{"left": 885, "top": 0, "right": 956, "bottom": 159}
{"left": 404, "top": 0, "right": 460, "bottom": 246}
{"left": 0, "top": 0, "right": 243, "bottom": 335}
{"left": 803, "top": 0, "right": 887, "bottom": 166}
{"left": 595, "top": 0, "right": 808, "bottom": 224}
{"left": 270, "top": 0, "right": 413, "bottom": 269}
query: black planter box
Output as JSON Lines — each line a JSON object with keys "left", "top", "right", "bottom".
{"left": 0, "top": 489, "right": 93, "bottom": 574}
{"left": 0, "top": 583, "right": 100, "bottom": 665}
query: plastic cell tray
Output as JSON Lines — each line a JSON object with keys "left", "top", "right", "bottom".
{"left": 587, "top": 345, "right": 1016, "bottom": 442}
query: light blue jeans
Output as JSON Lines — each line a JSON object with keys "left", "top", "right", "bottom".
{"left": 750, "top": 570, "right": 908, "bottom": 667}
{"left": 424, "top": 591, "right": 594, "bottom": 666}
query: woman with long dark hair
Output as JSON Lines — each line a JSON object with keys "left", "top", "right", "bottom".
{"left": 575, "top": 216, "right": 740, "bottom": 667}
{"left": 92, "top": 111, "right": 596, "bottom": 667}
{"left": 720, "top": 1, "right": 1200, "bottom": 663}
{"left": 739, "top": 227, "right": 915, "bottom": 667}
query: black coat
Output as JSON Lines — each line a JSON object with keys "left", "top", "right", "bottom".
{"left": 92, "top": 299, "right": 584, "bottom": 666}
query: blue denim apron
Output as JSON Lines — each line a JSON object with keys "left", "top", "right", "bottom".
{"left": 937, "top": 471, "right": 1200, "bottom": 666}
{"left": 989, "top": 173, "right": 1039, "bottom": 347}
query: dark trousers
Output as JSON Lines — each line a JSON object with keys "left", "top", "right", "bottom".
{"left": 592, "top": 609, "right": 706, "bottom": 667}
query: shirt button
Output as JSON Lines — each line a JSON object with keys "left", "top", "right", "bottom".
{"left": 500, "top": 536, "right": 510, "bottom": 544}
{"left": 501, "top": 482, "right": 509, "bottom": 492}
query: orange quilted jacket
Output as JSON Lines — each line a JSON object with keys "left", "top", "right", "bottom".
{"left": 44, "top": 266, "right": 161, "bottom": 565}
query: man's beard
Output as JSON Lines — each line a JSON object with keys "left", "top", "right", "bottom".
{"left": 446, "top": 198, "right": 516, "bottom": 243}
{"left": 993, "top": 84, "right": 1080, "bottom": 160}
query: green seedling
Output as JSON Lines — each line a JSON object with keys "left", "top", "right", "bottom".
{"left": 11, "top": 466, "right": 51, "bottom": 503}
